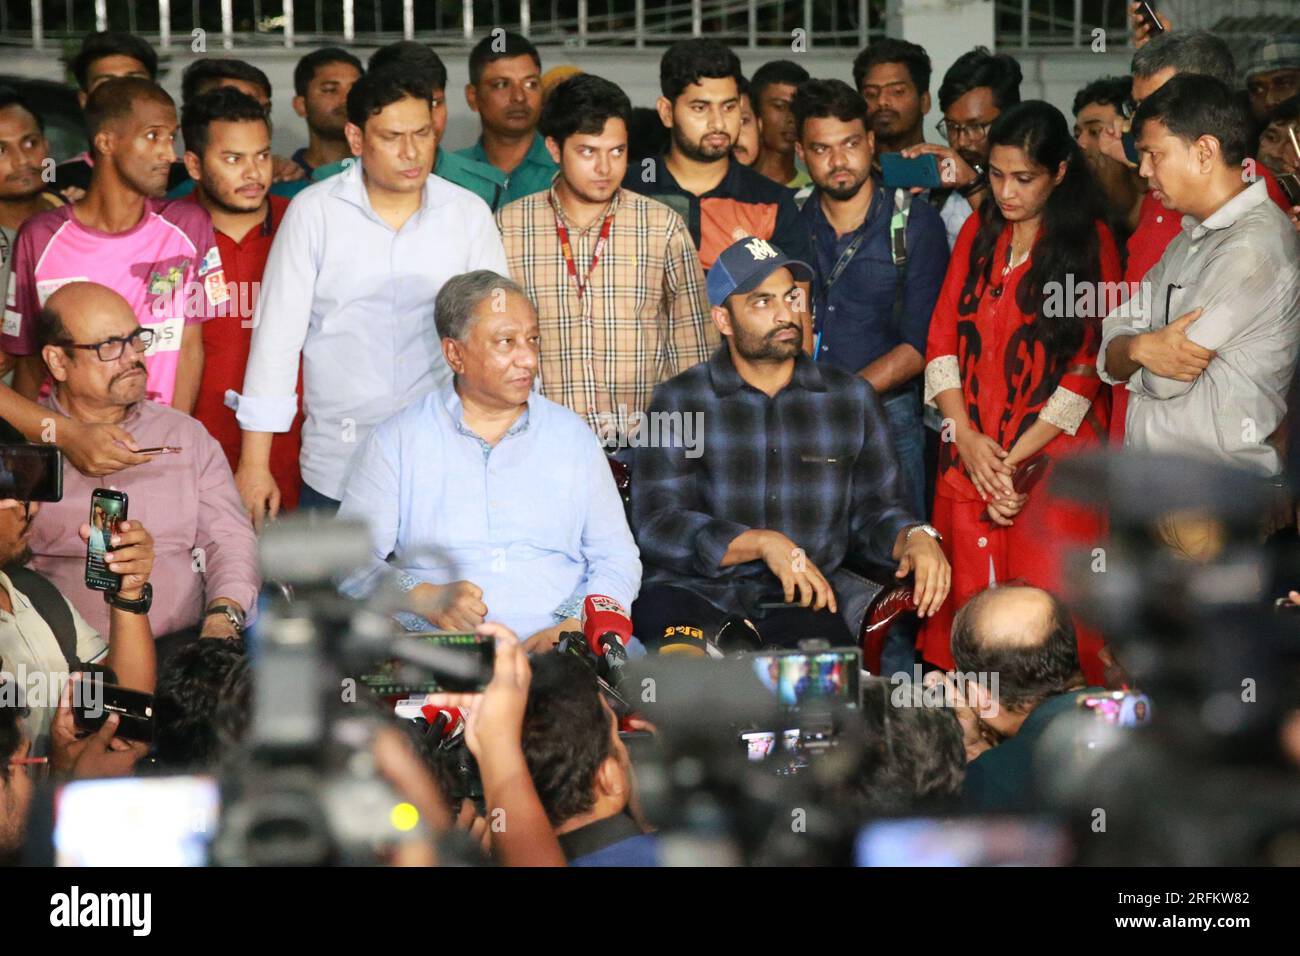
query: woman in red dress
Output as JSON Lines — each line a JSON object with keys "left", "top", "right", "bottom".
{"left": 920, "top": 101, "right": 1120, "bottom": 684}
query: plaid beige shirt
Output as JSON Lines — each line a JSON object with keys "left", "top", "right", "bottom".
{"left": 496, "top": 183, "right": 717, "bottom": 441}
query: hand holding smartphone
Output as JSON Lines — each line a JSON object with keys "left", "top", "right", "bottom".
{"left": 84, "top": 488, "right": 128, "bottom": 592}
{"left": 881, "top": 153, "right": 944, "bottom": 190}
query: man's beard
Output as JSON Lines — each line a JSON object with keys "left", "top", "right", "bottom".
{"left": 733, "top": 323, "right": 802, "bottom": 362}
{"left": 672, "top": 124, "right": 731, "bottom": 163}
{"left": 0, "top": 176, "right": 44, "bottom": 204}
{"left": 817, "top": 167, "right": 869, "bottom": 201}
{"left": 308, "top": 109, "right": 348, "bottom": 141}
{"left": 201, "top": 173, "right": 266, "bottom": 215}
{"left": 869, "top": 111, "right": 917, "bottom": 150}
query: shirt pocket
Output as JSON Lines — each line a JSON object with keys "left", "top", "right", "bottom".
{"left": 792, "top": 452, "right": 852, "bottom": 527}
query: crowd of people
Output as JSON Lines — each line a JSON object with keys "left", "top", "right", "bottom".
{"left": 1, "top": 5, "right": 1298, "bottom": 866}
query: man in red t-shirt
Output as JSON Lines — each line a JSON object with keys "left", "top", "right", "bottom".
{"left": 1099, "top": 29, "right": 1296, "bottom": 442}
{"left": 180, "top": 87, "right": 303, "bottom": 510}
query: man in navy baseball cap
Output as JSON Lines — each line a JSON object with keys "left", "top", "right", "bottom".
{"left": 628, "top": 233, "right": 950, "bottom": 655}
{"left": 706, "top": 234, "right": 814, "bottom": 308}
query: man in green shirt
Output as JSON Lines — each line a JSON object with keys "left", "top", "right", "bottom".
{"left": 938, "top": 584, "right": 1103, "bottom": 813}
{"left": 457, "top": 31, "right": 558, "bottom": 207}
{"left": 308, "top": 42, "right": 506, "bottom": 211}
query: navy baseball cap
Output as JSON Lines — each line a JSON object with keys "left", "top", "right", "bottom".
{"left": 706, "top": 236, "right": 813, "bottom": 307}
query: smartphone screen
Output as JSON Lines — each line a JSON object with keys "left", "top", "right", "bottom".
{"left": 1079, "top": 691, "right": 1152, "bottom": 727}
{"left": 741, "top": 730, "right": 776, "bottom": 761}
{"left": 751, "top": 649, "right": 862, "bottom": 709}
{"left": 0, "top": 445, "right": 63, "bottom": 501}
{"left": 84, "top": 489, "right": 128, "bottom": 592}
{"left": 55, "top": 776, "right": 219, "bottom": 867}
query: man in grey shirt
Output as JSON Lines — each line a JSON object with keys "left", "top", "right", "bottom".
{"left": 1099, "top": 74, "right": 1300, "bottom": 478}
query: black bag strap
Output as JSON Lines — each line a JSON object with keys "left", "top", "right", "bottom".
{"left": 889, "top": 188, "right": 912, "bottom": 345}
{"left": 5, "top": 565, "right": 80, "bottom": 669}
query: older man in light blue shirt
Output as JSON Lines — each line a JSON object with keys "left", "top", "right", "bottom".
{"left": 234, "top": 69, "right": 510, "bottom": 519}
{"left": 339, "top": 270, "right": 641, "bottom": 649}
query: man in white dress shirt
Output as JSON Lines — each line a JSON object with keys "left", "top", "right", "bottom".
{"left": 234, "top": 65, "right": 509, "bottom": 523}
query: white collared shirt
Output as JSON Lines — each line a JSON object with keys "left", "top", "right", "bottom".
{"left": 0, "top": 571, "right": 106, "bottom": 756}
{"left": 234, "top": 160, "right": 511, "bottom": 498}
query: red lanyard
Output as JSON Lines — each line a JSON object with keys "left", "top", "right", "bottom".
{"left": 550, "top": 193, "right": 615, "bottom": 300}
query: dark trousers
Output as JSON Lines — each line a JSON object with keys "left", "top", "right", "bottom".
{"left": 298, "top": 481, "right": 341, "bottom": 514}
{"left": 632, "top": 584, "right": 854, "bottom": 651}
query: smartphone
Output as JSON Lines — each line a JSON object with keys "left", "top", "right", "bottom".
{"left": 750, "top": 648, "right": 862, "bottom": 710}
{"left": 74, "top": 682, "right": 154, "bottom": 743}
{"left": 1078, "top": 690, "right": 1152, "bottom": 727}
{"left": 1122, "top": 130, "right": 1140, "bottom": 165}
{"left": 0, "top": 444, "right": 63, "bottom": 501}
{"left": 1137, "top": 1, "right": 1164, "bottom": 36}
{"left": 84, "top": 488, "right": 128, "bottom": 592}
{"left": 740, "top": 730, "right": 776, "bottom": 761}
{"left": 855, "top": 818, "right": 1073, "bottom": 867}
{"left": 55, "top": 775, "right": 219, "bottom": 867}
{"left": 881, "top": 152, "right": 944, "bottom": 190}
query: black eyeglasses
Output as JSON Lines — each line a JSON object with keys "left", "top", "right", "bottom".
{"left": 937, "top": 118, "right": 994, "bottom": 142}
{"left": 58, "top": 328, "right": 155, "bottom": 362}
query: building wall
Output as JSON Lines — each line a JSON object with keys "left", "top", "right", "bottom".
{"left": 4, "top": 43, "right": 1134, "bottom": 159}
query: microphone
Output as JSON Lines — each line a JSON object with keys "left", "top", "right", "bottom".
{"left": 420, "top": 703, "right": 464, "bottom": 743}
{"left": 715, "top": 615, "right": 763, "bottom": 653}
{"left": 582, "top": 594, "right": 633, "bottom": 678}
{"left": 659, "top": 624, "right": 716, "bottom": 658}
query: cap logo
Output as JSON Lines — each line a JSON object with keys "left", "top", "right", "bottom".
{"left": 745, "top": 238, "right": 778, "bottom": 261}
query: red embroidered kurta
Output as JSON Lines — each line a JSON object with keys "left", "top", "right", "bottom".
{"left": 920, "top": 216, "right": 1121, "bottom": 684}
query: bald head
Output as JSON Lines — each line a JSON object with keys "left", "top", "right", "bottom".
{"left": 951, "top": 585, "right": 1082, "bottom": 711}
{"left": 40, "top": 282, "right": 150, "bottom": 411}
{"left": 39, "top": 281, "right": 136, "bottom": 349}
{"left": 965, "top": 586, "right": 1057, "bottom": 649}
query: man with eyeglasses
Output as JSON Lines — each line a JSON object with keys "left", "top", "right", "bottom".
{"left": 899, "top": 47, "right": 1023, "bottom": 249}
{"left": 23, "top": 281, "right": 258, "bottom": 672}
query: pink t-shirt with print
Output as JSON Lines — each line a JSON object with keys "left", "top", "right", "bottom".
{"left": 3, "top": 198, "right": 226, "bottom": 405}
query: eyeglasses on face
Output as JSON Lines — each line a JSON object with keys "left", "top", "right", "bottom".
{"left": 938, "top": 118, "right": 994, "bottom": 142}
{"left": 57, "top": 328, "right": 156, "bottom": 362}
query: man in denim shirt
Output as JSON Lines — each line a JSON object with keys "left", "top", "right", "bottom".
{"left": 792, "top": 80, "right": 949, "bottom": 521}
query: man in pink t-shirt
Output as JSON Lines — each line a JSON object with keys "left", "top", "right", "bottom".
{"left": 2, "top": 77, "right": 222, "bottom": 410}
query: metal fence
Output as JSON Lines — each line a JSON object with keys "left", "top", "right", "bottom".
{"left": 0, "top": 0, "right": 886, "bottom": 49}
{"left": 0, "top": 0, "right": 1145, "bottom": 51}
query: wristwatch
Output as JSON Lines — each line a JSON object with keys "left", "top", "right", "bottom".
{"left": 905, "top": 523, "right": 943, "bottom": 545}
{"left": 204, "top": 602, "right": 246, "bottom": 634}
{"left": 958, "top": 163, "right": 988, "bottom": 198}
{"left": 105, "top": 582, "right": 153, "bottom": 614}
